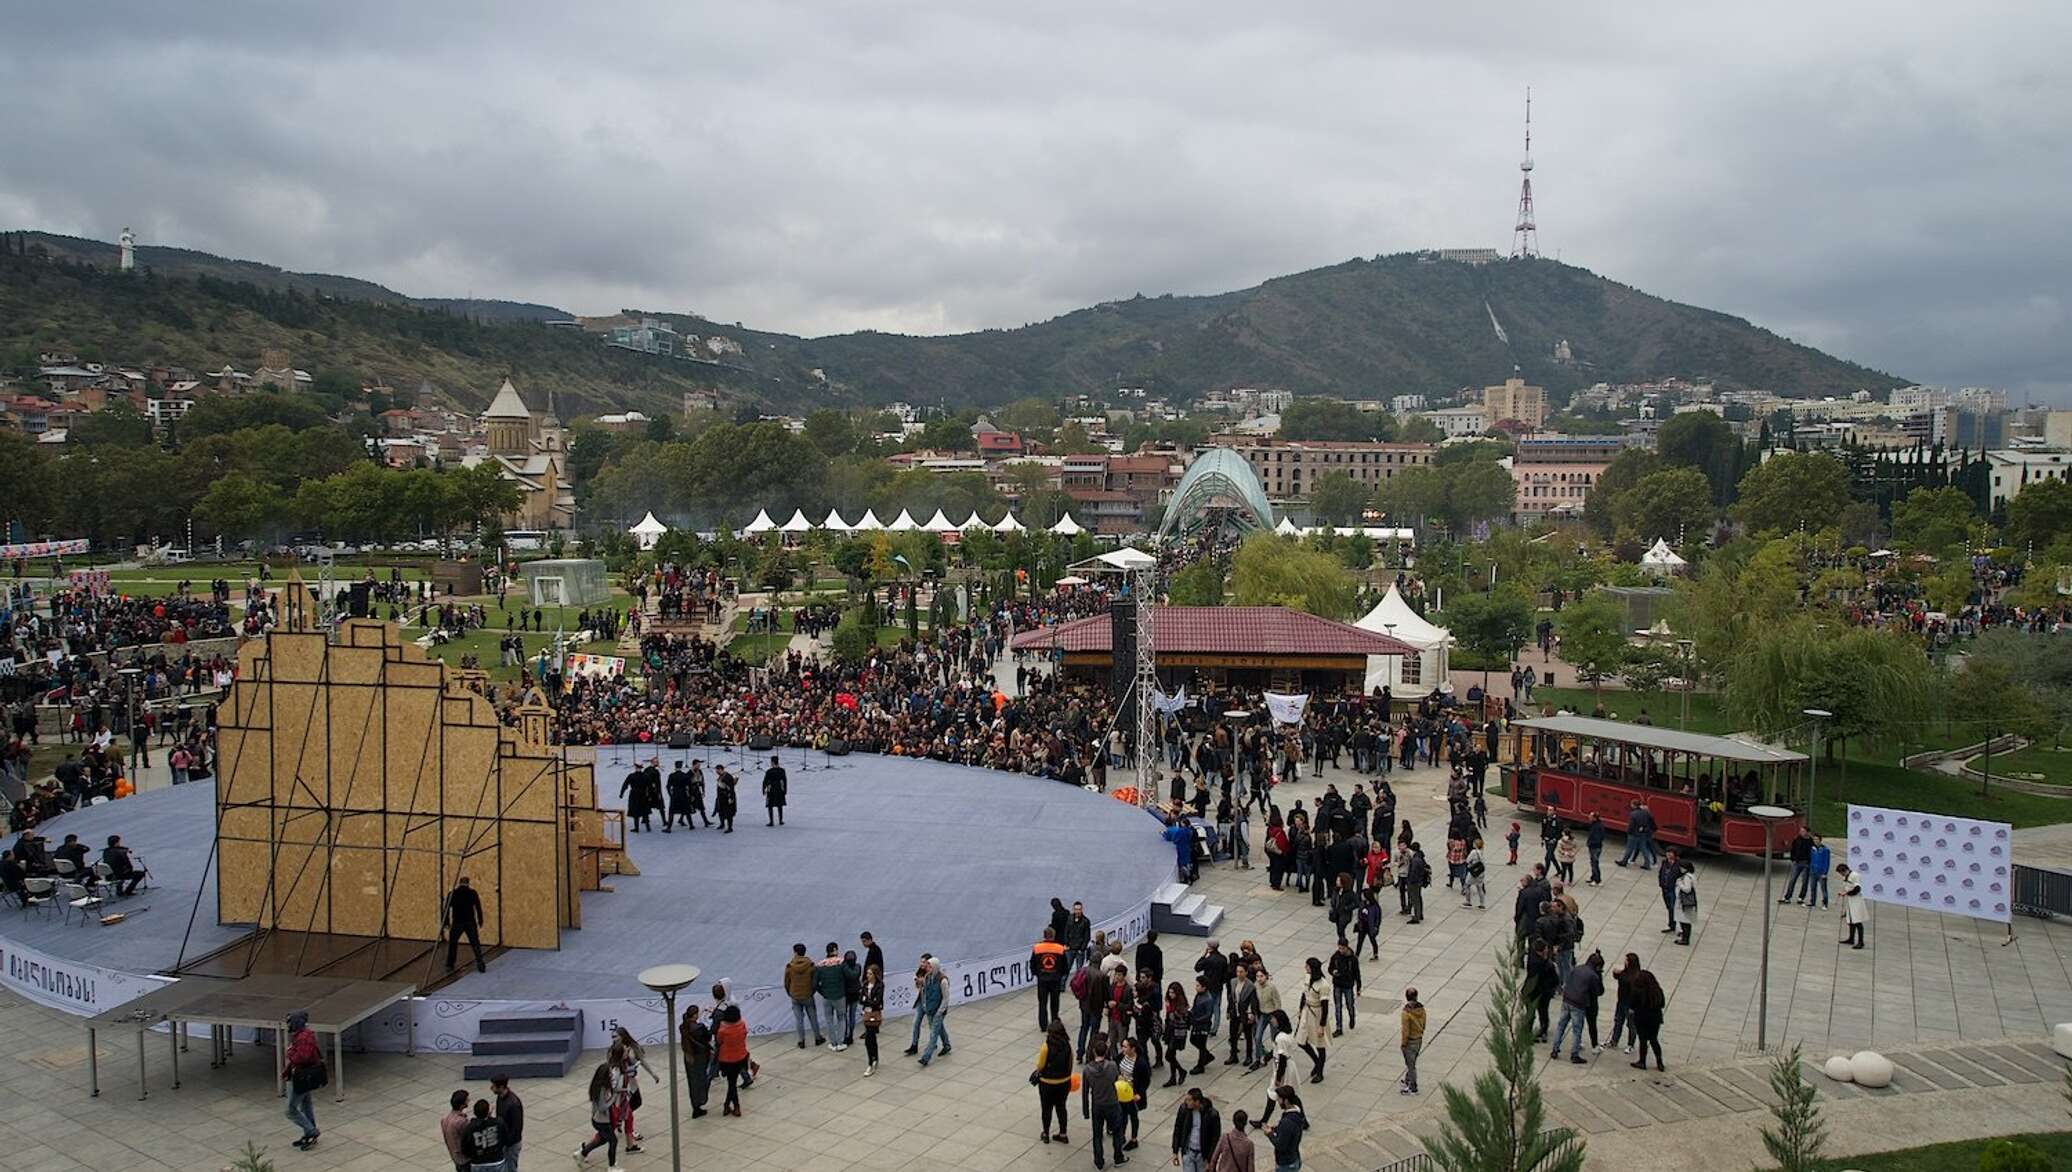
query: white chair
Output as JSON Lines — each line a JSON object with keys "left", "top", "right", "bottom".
{"left": 17, "top": 877, "right": 56, "bottom": 917}
{"left": 51, "top": 857, "right": 77, "bottom": 880}
{"left": 61, "top": 881, "right": 101, "bottom": 925}
{"left": 89, "top": 795, "right": 110, "bottom": 806}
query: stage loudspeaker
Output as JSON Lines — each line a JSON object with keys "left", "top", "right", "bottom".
{"left": 668, "top": 733, "right": 693, "bottom": 749}
{"left": 1110, "top": 600, "right": 1136, "bottom": 700}
{"left": 827, "top": 739, "right": 850, "bottom": 756}
{"left": 346, "top": 582, "right": 371, "bottom": 617}
{"left": 748, "top": 734, "right": 775, "bottom": 752}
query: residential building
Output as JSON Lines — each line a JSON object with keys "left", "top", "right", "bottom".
{"left": 1421, "top": 405, "right": 1490, "bottom": 439}
{"left": 1057, "top": 453, "right": 1179, "bottom": 534}
{"left": 1390, "top": 394, "right": 1427, "bottom": 414}
{"left": 976, "top": 430, "right": 1025, "bottom": 458}
{"left": 1510, "top": 435, "right": 1629, "bottom": 521}
{"left": 144, "top": 397, "right": 195, "bottom": 429}
{"left": 2044, "top": 411, "right": 2072, "bottom": 450}
{"left": 608, "top": 318, "right": 678, "bottom": 355}
{"left": 1984, "top": 450, "right": 2072, "bottom": 513}
{"left": 593, "top": 411, "right": 652, "bottom": 435}
{"left": 1224, "top": 437, "right": 1437, "bottom": 503}
{"left": 1481, "top": 377, "right": 1548, "bottom": 429}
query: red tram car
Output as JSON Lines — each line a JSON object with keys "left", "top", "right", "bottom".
{"left": 1500, "top": 716, "right": 1809, "bottom": 857}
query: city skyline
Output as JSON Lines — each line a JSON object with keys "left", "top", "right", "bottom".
{"left": 2, "top": 2, "right": 2066, "bottom": 402}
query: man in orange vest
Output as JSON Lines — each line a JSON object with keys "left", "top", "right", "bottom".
{"left": 1029, "top": 927, "right": 1069, "bottom": 1030}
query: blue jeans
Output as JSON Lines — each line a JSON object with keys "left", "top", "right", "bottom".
{"left": 918, "top": 1009, "right": 950, "bottom": 1064}
{"left": 1781, "top": 862, "right": 1811, "bottom": 902}
{"left": 820, "top": 994, "right": 847, "bottom": 1043}
{"left": 285, "top": 1086, "right": 317, "bottom": 1139}
{"left": 1078, "top": 1010, "right": 1099, "bottom": 1058}
{"left": 792, "top": 998, "right": 822, "bottom": 1044}
{"left": 1551, "top": 1002, "right": 1590, "bottom": 1057}
{"left": 1090, "top": 1102, "right": 1126, "bottom": 1167}
{"left": 1332, "top": 985, "right": 1357, "bottom": 1030}
{"left": 1587, "top": 846, "right": 1602, "bottom": 884}
{"left": 1810, "top": 873, "right": 1830, "bottom": 906}
{"left": 909, "top": 1008, "right": 927, "bottom": 1050}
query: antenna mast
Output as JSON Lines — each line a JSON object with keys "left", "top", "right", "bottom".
{"left": 1511, "top": 89, "right": 1539, "bottom": 259}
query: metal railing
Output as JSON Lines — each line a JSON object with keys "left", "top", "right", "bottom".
{"left": 1373, "top": 1155, "right": 1434, "bottom": 1172}
{"left": 2013, "top": 864, "right": 2072, "bottom": 922}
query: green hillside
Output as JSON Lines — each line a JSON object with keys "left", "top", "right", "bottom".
{"left": 0, "top": 233, "right": 1902, "bottom": 414}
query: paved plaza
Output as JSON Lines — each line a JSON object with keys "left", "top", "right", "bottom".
{"left": 4, "top": 749, "right": 2072, "bottom": 1171}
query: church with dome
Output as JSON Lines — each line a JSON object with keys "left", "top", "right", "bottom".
{"left": 465, "top": 377, "right": 574, "bottom": 531}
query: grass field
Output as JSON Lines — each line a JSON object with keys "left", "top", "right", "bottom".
{"left": 415, "top": 595, "right": 630, "bottom": 682}
{"left": 1967, "top": 744, "right": 2072, "bottom": 787}
{"left": 1819, "top": 1131, "right": 2072, "bottom": 1170}
{"left": 1528, "top": 686, "right": 1734, "bottom": 735}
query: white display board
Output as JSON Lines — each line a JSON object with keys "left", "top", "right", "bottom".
{"left": 1845, "top": 804, "right": 2013, "bottom": 923}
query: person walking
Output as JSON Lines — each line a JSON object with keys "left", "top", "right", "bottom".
{"left": 1617, "top": 800, "right": 1656, "bottom": 867}
{"left": 1656, "top": 850, "right": 1682, "bottom": 934}
{"left": 1585, "top": 814, "right": 1606, "bottom": 886}
{"left": 1461, "top": 837, "right": 1487, "bottom": 909}
{"left": 1327, "top": 874, "right": 1357, "bottom": 945}
{"left": 1260, "top": 1086, "right": 1308, "bottom": 1172}
{"left": 1249, "top": 969, "right": 1282, "bottom": 1072}
{"left": 1171, "top": 1087, "right": 1222, "bottom": 1172}
{"left": 681, "top": 1004, "right": 713, "bottom": 1119}
{"left": 1208, "top": 1106, "right": 1255, "bottom": 1172}
{"left": 1326, "top": 942, "right": 1360, "bottom": 1037}
{"left": 1353, "top": 888, "right": 1383, "bottom": 959}
{"left": 1402, "top": 842, "right": 1429, "bottom": 924}
{"left": 1627, "top": 963, "right": 1667, "bottom": 1072}
{"left": 784, "top": 943, "right": 824, "bottom": 1048}
{"left": 1607, "top": 954, "right": 1637, "bottom": 1055}
{"left": 1034, "top": 1021, "right": 1074, "bottom": 1145}
{"left": 713, "top": 1005, "right": 753, "bottom": 1117}
{"left": 444, "top": 875, "right": 486, "bottom": 974}
{"left": 1295, "top": 958, "right": 1329, "bottom": 1084}
{"left": 1550, "top": 951, "right": 1603, "bottom": 1064}
{"left": 1398, "top": 987, "right": 1426, "bottom": 1095}
{"left": 1078, "top": 964, "right": 1112, "bottom": 1062}
{"left": 1225, "top": 964, "right": 1259, "bottom": 1069}
{"left": 1525, "top": 941, "right": 1559, "bottom": 1041}
{"left": 1554, "top": 830, "right": 1577, "bottom": 883}
{"left": 917, "top": 959, "right": 952, "bottom": 1066}
{"left": 574, "top": 1061, "right": 621, "bottom": 1164}
{"left": 1119, "top": 1036, "right": 1150, "bottom": 1151}
{"left": 280, "top": 1009, "right": 323, "bottom": 1150}
{"left": 1082, "top": 1037, "right": 1127, "bottom": 1169}
{"left": 607, "top": 1028, "right": 655, "bottom": 1153}
{"left": 1162, "top": 982, "right": 1191, "bottom": 1087}
{"left": 1843, "top": 868, "right": 1868, "bottom": 949}
{"left": 1187, "top": 977, "right": 1218, "bottom": 1075}
{"left": 1673, "top": 861, "right": 1699, "bottom": 946}
{"left": 490, "top": 1076, "right": 523, "bottom": 1171}
{"left": 761, "top": 755, "right": 788, "bottom": 826}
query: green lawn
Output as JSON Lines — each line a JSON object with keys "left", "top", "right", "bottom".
{"left": 416, "top": 595, "right": 629, "bottom": 682}
{"left": 1530, "top": 686, "right": 1735, "bottom": 736}
{"left": 95, "top": 560, "right": 430, "bottom": 595}
{"left": 1968, "top": 745, "right": 2072, "bottom": 787}
{"left": 1820, "top": 1130, "right": 2072, "bottom": 1170}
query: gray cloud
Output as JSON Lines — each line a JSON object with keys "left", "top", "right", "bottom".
{"left": 3, "top": 1, "right": 2067, "bottom": 401}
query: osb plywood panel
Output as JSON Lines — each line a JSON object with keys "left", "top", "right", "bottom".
{"left": 502, "top": 756, "right": 560, "bottom": 824}
{"left": 217, "top": 838, "right": 270, "bottom": 924}
{"left": 501, "top": 821, "right": 560, "bottom": 948}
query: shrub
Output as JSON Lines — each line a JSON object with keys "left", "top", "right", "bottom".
{"left": 1978, "top": 1139, "right": 2049, "bottom": 1172}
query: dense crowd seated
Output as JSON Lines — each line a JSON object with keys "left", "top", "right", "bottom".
{"left": 3, "top": 588, "right": 238, "bottom": 661}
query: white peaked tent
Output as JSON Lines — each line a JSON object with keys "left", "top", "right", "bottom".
{"left": 993, "top": 513, "right": 1026, "bottom": 533}
{"left": 822, "top": 509, "right": 852, "bottom": 532}
{"left": 629, "top": 512, "right": 667, "bottom": 551}
{"left": 923, "top": 509, "right": 957, "bottom": 533}
{"left": 1641, "top": 538, "right": 1689, "bottom": 577}
{"left": 958, "top": 510, "right": 987, "bottom": 530}
{"left": 888, "top": 509, "right": 919, "bottom": 531}
{"left": 852, "top": 509, "right": 885, "bottom": 531}
{"left": 1355, "top": 583, "right": 1451, "bottom": 693}
{"left": 1050, "top": 514, "right": 1085, "bottom": 536}
{"left": 780, "top": 509, "right": 813, "bottom": 532}
{"left": 1094, "top": 547, "right": 1155, "bottom": 571}
{"left": 1274, "top": 516, "right": 1300, "bottom": 535}
{"left": 742, "top": 508, "right": 777, "bottom": 536}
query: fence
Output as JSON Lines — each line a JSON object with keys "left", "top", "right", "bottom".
{"left": 1374, "top": 1155, "right": 1434, "bottom": 1172}
{"left": 2013, "top": 864, "right": 2072, "bottom": 922}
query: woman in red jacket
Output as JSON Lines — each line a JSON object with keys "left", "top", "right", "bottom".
{"left": 714, "top": 1005, "right": 752, "bottom": 1117}
{"left": 280, "top": 1010, "right": 323, "bottom": 1150}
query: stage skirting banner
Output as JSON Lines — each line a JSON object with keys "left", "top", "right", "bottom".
{"left": 0, "top": 538, "right": 89, "bottom": 560}
{"left": 0, "top": 934, "right": 172, "bottom": 1016}
{"left": 1845, "top": 803, "right": 2013, "bottom": 923}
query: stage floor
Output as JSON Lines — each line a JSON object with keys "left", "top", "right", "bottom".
{"left": 10, "top": 750, "right": 1174, "bottom": 1003}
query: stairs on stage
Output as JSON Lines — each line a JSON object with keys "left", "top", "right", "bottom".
{"left": 464, "top": 1007, "right": 586, "bottom": 1080}
{"left": 1150, "top": 882, "right": 1224, "bottom": 936}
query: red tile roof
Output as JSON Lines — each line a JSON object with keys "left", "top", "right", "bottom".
{"left": 1011, "top": 606, "right": 1418, "bottom": 657}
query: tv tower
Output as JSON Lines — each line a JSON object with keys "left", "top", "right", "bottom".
{"left": 1511, "top": 89, "right": 1538, "bottom": 259}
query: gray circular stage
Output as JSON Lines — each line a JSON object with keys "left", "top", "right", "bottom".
{"left": 8, "top": 751, "right": 1175, "bottom": 1004}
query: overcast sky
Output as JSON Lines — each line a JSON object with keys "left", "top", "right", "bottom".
{"left": 3, "top": 3, "right": 2067, "bottom": 402}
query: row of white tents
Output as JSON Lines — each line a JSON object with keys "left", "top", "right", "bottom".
{"left": 625, "top": 508, "right": 1087, "bottom": 550}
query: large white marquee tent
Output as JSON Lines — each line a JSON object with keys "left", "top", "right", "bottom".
{"left": 1355, "top": 583, "right": 1451, "bottom": 692}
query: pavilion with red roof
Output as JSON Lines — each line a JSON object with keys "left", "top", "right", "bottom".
{"left": 1011, "top": 605, "right": 1419, "bottom": 692}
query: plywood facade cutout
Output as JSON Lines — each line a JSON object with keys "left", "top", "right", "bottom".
{"left": 215, "top": 594, "right": 607, "bottom": 953}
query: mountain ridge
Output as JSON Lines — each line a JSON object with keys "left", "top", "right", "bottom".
{"left": 1, "top": 230, "right": 1903, "bottom": 414}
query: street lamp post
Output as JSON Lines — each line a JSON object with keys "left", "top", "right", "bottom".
{"left": 1748, "top": 804, "right": 1794, "bottom": 1052}
{"left": 1675, "top": 639, "right": 1694, "bottom": 731}
{"left": 118, "top": 666, "right": 145, "bottom": 774}
{"left": 1803, "top": 708, "right": 1832, "bottom": 812}
{"left": 638, "top": 963, "right": 701, "bottom": 1172}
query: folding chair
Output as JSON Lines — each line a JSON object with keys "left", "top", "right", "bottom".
{"left": 61, "top": 880, "right": 101, "bottom": 926}
{"left": 20, "top": 877, "right": 56, "bottom": 918}
{"left": 51, "top": 857, "right": 77, "bottom": 880}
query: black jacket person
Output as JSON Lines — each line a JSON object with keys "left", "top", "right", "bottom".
{"left": 445, "top": 876, "right": 487, "bottom": 973}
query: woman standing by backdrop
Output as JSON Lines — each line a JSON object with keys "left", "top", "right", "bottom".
{"left": 714, "top": 1005, "right": 752, "bottom": 1116}
{"left": 859, "top": 962, "right": 885, "bottom": 1076}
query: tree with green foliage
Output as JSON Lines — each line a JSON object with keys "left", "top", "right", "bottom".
{"left": 1760, "top": 1044, "right": 1827, "bottom": 1172}
{"left": 1308, "top": 471, "right": 1370, "bottom": 525}
{"left": 914, "top": 412, "right": 977, "bottom": 452}
{"left": 802, "top": 409, "right": 857, "bottom": 457}
{"left": 1278, "top": 398, "right": 1394, "bottom": 442}
{"left": 1583, "top": 448, "right": 1660, "bottom": 538}
{"left": 1727, "top": 620, "right": 1933, "bottom": 787}
{"left": 1948, "top": 658, "right": 2055, "bottom": 797}
{"left": 1613, "top": 467, "right": 1714, "bottom": 546}
{"left": 1424, "top": 936, "right": 1586, "bottom": 1172}
{"left": 195, "top": 471, "right": 289, "bottom": 542}
{"left": 1446, "top": 584, "right": 1536, "bottom": 691}
{"left": 1051, "top": 421, "right": 1103, "bottom": 454}
{"left": 1167, "top": 560, "right": 1226, "bottom": 607}
{"left": 0, "top": 431, "right": 56, "bottom": 533}
{"left": 1398, "top": 414, "right": 1445, "bottom": 444}
{"left": 2006, "top": 478, "right": 2072, "bottom": 555}
{"left": 830, "top": 608, "right": 876, "bottom": 664}
{"left": 1556, "top": 592, "right": 1631, "bottom": 703}
{"left": 69, "top": 402, "right": 154, "bottom": 447}
{"left": 1229, "top": 533, "right": 1358, "bottom": 618}
{"left": 1656, "top": 411, "right": 1746, "bottom": 506}
{"left": 1734, "top": 452, "right": 1852, "bottom": 535}
{"left": 1891, "top": 485, "right": 1981, "bottom": 557}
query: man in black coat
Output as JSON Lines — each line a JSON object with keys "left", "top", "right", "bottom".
{"left": 762, "top": 756, "right": 788, "bottom": 826}
{"left": 1135, "top": 929, "right": 1164, "bottom": 988}
{"left": 1171, "top": 1087, "right": 1222, "bottom": 1169}
{"left": 620, "top": 765, "right": 653, "bottom": 832}
{"left": 445, "top": 875, "right": 486, "bottom": 973}
{"left": 666, "top": 761, "right": 693, "bottom": 831}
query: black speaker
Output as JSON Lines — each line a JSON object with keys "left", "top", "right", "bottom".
{"left": 346, "top": 582, "right": 371, "bottom": 618}
{"left": 1109, "top": 600, "right": 1136, "bottom": 699}
{"left": 748, "top": 734, "right": 774, "bottom": 752}
{"left": 827, "top": 739, "right": 850, "bottom": 756}
{"left": 668, "top": 733, "right": 693, "bottom": 749}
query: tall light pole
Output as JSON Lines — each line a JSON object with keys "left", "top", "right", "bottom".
{"left": 1749, "top": 804, "right": 1794, "bottom": 1052}
{"left": 638, "top": 963, "right": 701, "bottom": 1172}
{"left": 1803, "top": 708, "right": 1831, "bottom": 814}
{"left": 1675, "top": 639, "right": 1694, "bottom": 731}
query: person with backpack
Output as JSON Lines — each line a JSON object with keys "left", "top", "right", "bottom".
{"left": 1550, "top": 951, "right": 1604, "bottom": 1064}
{"left": 1074, "top": 962, "right": 1108, "bottom": 1061}
{"left": 1402, "top": 842, "right": 1430, "bottom": 925}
